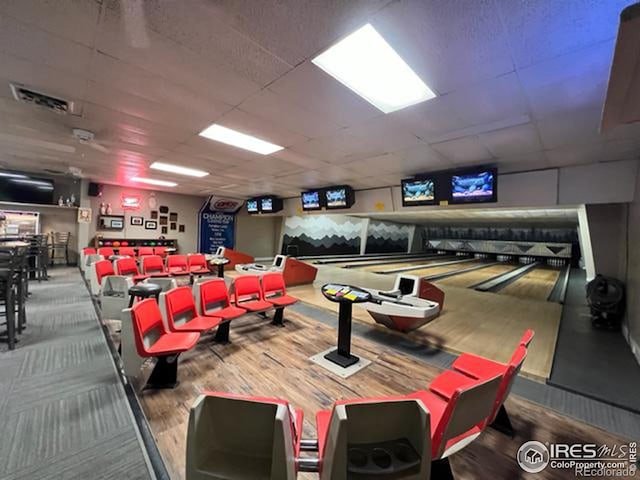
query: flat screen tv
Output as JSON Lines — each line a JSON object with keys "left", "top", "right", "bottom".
{"left": 246, "top": 199, "right": 259, "bottom": 213}
{"left": 325, "top": 185, "right": 354, "bottom": 209}
{"left": 260, "top": 197, "right": 273, "bottom": 212}
{"left": 450, "top": 168, "right": 497, "bottom": 204}
{"left": 301, "top": 190, "right": 322, "bottom": 211}
{"left": 0, "top": 171, "right": 54, "bottom": 204}
{"left": 401, "top": 177, "right": 436, "bottom": 206}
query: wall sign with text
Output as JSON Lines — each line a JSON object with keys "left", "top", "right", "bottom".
{"left": 197, "top": 196, "right": 243, "bottom": 253}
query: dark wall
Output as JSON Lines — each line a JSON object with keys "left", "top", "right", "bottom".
{"left": 281, "top": 215, "right": 362, "bottom": 256}
{"left": 422, "top": 225, "right": 579, "bottom": 244}
{"left": 366, "top": 220, "right": 411, "bottom": 254}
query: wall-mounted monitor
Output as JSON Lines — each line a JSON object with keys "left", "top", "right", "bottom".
{"left": 258, "top": 195, "right": 283, "bottom": 213}
{"left": 401, "top": 177, "right": 436, "bottom": 206}
{"left": 324, "top": 185, "right": 354, "bottom": 209}
{"left": 0, "top": 170, "right": 54, "bottom": 205}
{"left": 246, "top": 199, "right": 259, "bottom": 213}
{"left": 301, "top": 190, "right": 322, "bottom": 211}
{"left": 449, "top": 168, "right": 497, "bottom": 204}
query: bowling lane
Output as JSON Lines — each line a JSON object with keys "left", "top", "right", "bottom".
{"left": 359, "top": 256, "right": 454, "bottom": 272}
{"left": 396, "top": 259, "right": 483, "bottom": 277}
{"left": 499, "top": 266, "right": 560, "bottom": 301}
{"left": 436, "top": 262, "right": 519, "bottom": 288}
{"left": 330, "top": 254, "right": 438, "bottom": 268}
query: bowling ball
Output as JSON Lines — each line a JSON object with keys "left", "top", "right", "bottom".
{"left": 105, "top": 241, "right": 112, "bottom": 246}
{"left": 113, "top": 241, "right": 121, "bottom": 247}
{"left": 150, "top": 242, "right": 156, "bottom": 246}
{"left": 98, "top": 241, "right": 104, "bottom": 246}
{"left": 121, "top": 241, "right": 128, "bottom": 246}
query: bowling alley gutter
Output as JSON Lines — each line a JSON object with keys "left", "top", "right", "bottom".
{"left": 473, "top": 262, "right": 539, "bottom": 292}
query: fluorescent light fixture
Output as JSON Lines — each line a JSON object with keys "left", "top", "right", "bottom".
{"left": 312, "top": 24, "right": 436, "bottom": 113}
{"left": 37, "top": 185, "right": 54, "bottom": 190}
{"left": 0, "top": 171, "right": 27, "bottom": 178}
{"left": 131, "top": 177, "right": 178, "bottom": 187}
{"left": 198, "top": 124, "right": 284, "bottom": 155}
{"left": 150, "top": 162, "right": 209, "bottom": 178}
{"left": 11, "top": 178, "right": 52, "bottom": 186}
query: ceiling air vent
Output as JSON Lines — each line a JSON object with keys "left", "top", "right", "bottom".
{"left": 10, "top": 83, "right": 72, "bottom": 114}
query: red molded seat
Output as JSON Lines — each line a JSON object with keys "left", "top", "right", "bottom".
{"left": 97, "top": 247, "right": 115, "bottom": 258}
{"left": 261, "top": 272, "right": 297, "bottom": 307}
{"left": 165, "top": 286, "right": 221, "bottom": 333}
{"left": 408, "top": 372, "right": 502, "bottom": 461}
{"left": 83, "top": 247, "right": 96, "bottom": 255}
{"left": 154, "top": 246, "right": 167, "bottom": 258}
{"left": 167, "top": 254, "right": 190, "bottom": 276}
{"left": 187, "top": 253, "right": 209, "bottom": 273}
{"left": 141, "top": 255, "right": 169, "bottom": 277}
{"left": 118, "top": 246, "right": 136, "bottom": 257}
{"left": 138, "top": 246, "right": 154, "bottom": 257}
{"left": 199, "top": 279, "right": 246, "bottom": 320}
{"left": 115, "top": 257, "right": 149, "bottom": 283}
{"left": 94, "top": 259, "right": 115, "bottom": 287}
{"left": 233, "top": 275, "right": 273, "bottom": 312}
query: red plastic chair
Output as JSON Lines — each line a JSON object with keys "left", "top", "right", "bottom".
{"left": 164, "top": 286, "right": 221, "bottom": 333}
{"left": 94, "top": 259, "right": 115, "bottom": 287}
{"left": 167, "top": 255, "right": 190, "bottom": 276}
{"left": 233, "top": 275, "right": 273, "bottom": 313}
{"left": 118, "top": 246, "right": 136, "bottom": 257}
{"left": 131, "top": 298, "right": 199, "bottom": 388}
{"left": 141, "top": 255, "right": 169, "bottom": 277}
{"left": 83, "top": 247, "right": 96, "bottom": 255}
{"left": 115, "top": 257, "right": 149, "bottom": 283}
{"left": 97, "top": 247, "right": 115, "bottom": 258}
{"left": 138, "top": 246, "right": 154, "bottom": 257}
{"left": 154, "top": 246, "right": 167, "bottom": 258}
{"left": 261, "top": 273, "right": 297, "bottom": 325}
{"left": 198, "top": 279, "right": 246, "bottom": 342}
{"left": 188, "top": 253, "right": 209, "bottom": 274}
{"left": 406, "top": 372, "right": 502, "bottom": 475}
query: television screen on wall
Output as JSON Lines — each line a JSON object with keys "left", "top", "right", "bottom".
{"left": 0, "top": 171, "right": 54, "bottom": 204}
{"left": 301, "top": 190, "right": 322, "bottom": 211}
{"left": 261, "top": 197, "right": 273, "bottom": 212}
{"left": 246, "top": 199, "right": 259, "bottom": 213}
{"left": 324, "top": 186, "right": 354, "bottom": 209}
{"left": 401, "top": 177, "right": 436, "bottom": 206}
{"left": 449, "top": 168, "right": 497, "bottom": 204}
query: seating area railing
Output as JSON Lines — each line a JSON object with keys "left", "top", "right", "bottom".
{"left": 0, "top": 242, "right": 30, "bottom": 350}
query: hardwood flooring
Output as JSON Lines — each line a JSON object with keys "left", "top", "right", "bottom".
{"left": 138, "top": 308, "right": 633, "bottom": 480}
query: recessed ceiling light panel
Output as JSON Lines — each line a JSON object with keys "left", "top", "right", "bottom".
{"left": 198, "top": 124, "right": 284, "bottom": 155}
{"left": 312, "top": 24, "right": 436, "bottom": 113}
{"left": 131, "top": 177, "right": 178, "bottom": 187}
{"left": 150, "top": 162, "right": 209, "bottom": 178}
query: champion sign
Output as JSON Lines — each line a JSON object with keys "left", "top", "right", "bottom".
{"left": 198, "top": 195, "right": 243, "bottom": 253}
{"left": 208, "top": 196, "right": 243, "bottom": 213}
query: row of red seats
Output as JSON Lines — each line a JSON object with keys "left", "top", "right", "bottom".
{"left": 186, "top": 330, "right": 534, "bottom": 479}
{"left": 129, "top": 274, "right": 298, "bottom": 388}
{"left": 84, "top": 246, "right": 170, "bottom": 258}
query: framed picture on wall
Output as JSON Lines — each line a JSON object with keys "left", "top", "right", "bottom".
{"left": 150, "top": 210, "right": 158, "bottom": 220}
{"left": 179, "top": 224, "right": 185, "bottom": 232}
{"left": 145, "top": 220, "right": 157, "bottom": 230}
{"left": 169, "top": 212, "right": 178, "bottom": 222}
{"left": 159, "top": 206, "right": 169, "bottom": 214}
{"left": 170, "top": 222, "right": 177, "bottom": 230}
{"left": 159, "top": 216, "right": 168, "bottom": 225}
{"left": 161, "top": 226, "right": 168, "bottom": 234}
{"left": 131, "top": 216, "right": 143, "bottom": 226}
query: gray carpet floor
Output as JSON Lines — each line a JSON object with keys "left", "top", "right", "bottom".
{"left": 0, "top": 267, "right": 153, "bottom": 480}
{"left": 549, "top": 269, "right": 640, "bottom": 413}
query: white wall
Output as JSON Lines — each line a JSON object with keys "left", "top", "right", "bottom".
{"left": 235, "top": 212, "right": 282, "bottom": 258}
{"left": 87, "top": 184, "right": 205, "bottom": 253}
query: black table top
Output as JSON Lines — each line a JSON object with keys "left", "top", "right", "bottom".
{"left": 128, "top": 283, "right": 162, "bottom": 297}
{"left": 321, "top": 284, "right": 372, "bottom": 304}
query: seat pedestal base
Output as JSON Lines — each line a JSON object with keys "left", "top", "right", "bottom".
{"left": 324, "top": 349, "right": 359, "bottom": 368}
{"left": 271, "top": 308, "right": 285, "bottom": 326}
{"left": 214, "top": 322, "right": 231, "bottom": 343}
{"left": 431, "top": 458, "right": 454, "bottom": 480}
{"left": 489, "top": 404, "right": 515, "bottom": 437}
{"left": 146, "top": 355, "right": 180, "bottom": 389}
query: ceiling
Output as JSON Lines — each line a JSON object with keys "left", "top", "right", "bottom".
{"left": 0, "top": 0, "right": 639, "bottom": 198}
{"left": 356, "top": 207, "right": 580, "bottom": 226}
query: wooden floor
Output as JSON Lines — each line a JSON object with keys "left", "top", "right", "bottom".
{"left": 289, "top": 278, "right": 562, "bottom": 380}
{"left": 500, "top": 266, "right": 561, "bottom": 301}
{"left": 394, "top": 259, "right": 482, "bottom": 277}
{"left": 138, "top": 309, "right": 633, "bottom": 480}
{"left": 357, "top": 257, "right": 453, "bottom": 272}
{"left": 437, "top": 263, "right": 517, "bottom": 288}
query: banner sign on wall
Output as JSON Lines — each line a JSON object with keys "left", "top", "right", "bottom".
{"left": 197, "top": 196, "right": 243, "bottom": 253}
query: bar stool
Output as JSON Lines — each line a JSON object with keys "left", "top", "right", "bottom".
{"left": 50, "top": 231, "right": 71, "bottom": 266}
{"left": 0, "top": 249, "right": 18, "bottom": 350}
{"left": 128, "top": 283, "right": 162, "bottom": 308}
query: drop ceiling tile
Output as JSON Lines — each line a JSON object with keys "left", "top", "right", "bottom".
{"left": 129, "top": 0, "right": 293, "bottom": 85}
{"left": 494, "top": 150, "right": 551, "bottom": 173}
{"left": 389, "top": 95, "right": 466, "bottom": 142}
{"left": 238, "top": 88, "right": 343, "bottom": 139}
{"left": 0, "top": 15, "right": 93, "bottom": 77}
{"left": 496, "top": 0, "right": 630, "bottom": 68}
{"left": 290, "top": 130, "right": 381, "bottom": 164}
{"left": 393, "top": 144, "right": 454, "bottom": 173}
{"left": 372, "top": 0, "right": 514, "bottom": 94}
{"left": 268, "top": 61, "right": 381, "bottom": 127}
{"left": 600, "top": 139, "right": 640, "bottom": 163}
{"left": 536, "top": 107, "right": 603, "bottom": 150}
{"left": 518, "top": 41, "right": 614, "bottom": 120}
{"left": 545, "top": 143, "right": 606, "bottom": 167}
{"left": 478, "top": 123, "right": 542, "bottom": 157}
{"left": 270, "top": 149, "right": 332, "bottom": 170}
{"left": 0, "top": 0, "right": 100, "bottom": 47}
{"left": 344, "top": 115, "right": 423, "bottom": 153}
{"left": 96, "top": 6, "right": 261, "bottom": 106}
{"left": 430, "top": 136, "right": 494, "bottom": 164}
{"left": 214, "top": 108, "right": 309, "bottom": 148}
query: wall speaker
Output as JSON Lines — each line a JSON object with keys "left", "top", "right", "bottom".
{"left": 88, "top": 182, "right": 102, "bottom": 197}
